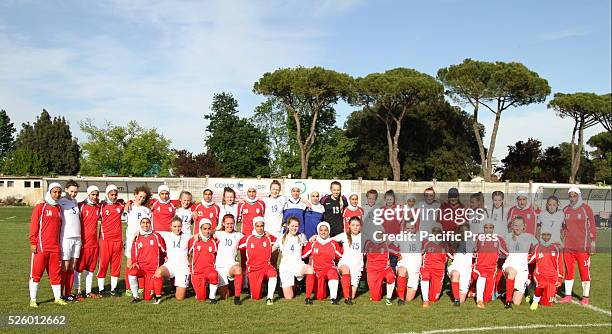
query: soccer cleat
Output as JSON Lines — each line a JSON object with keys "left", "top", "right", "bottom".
{"left": 492, "top": 292, "right": 498, "bottom": 300}
{"left": 75, "top": 293, "right": 85, "bottom": 302}
{"left": 397, "top": 299, "right": 405, "bottom": 306}
{"left": 385, "top": 298, "right": 392, "bottom": 306}
{"left": 266, "top": 298, "right": 274, "bottom": 306}
{"left": 234, "top": 296, "right": 242, "bottom": 305}
{"left": 98, "top": 290, "right": 109, "bottom": 297}
{"left": 422, "top": 301, "right": 430, "bottom": 308}
{"left": 130, "top": 297, "right": 141, "bottom": 304}
{"left": 330, "top": 298, "right": 339, "bottom": 305}
{"left": 152, "top": 296, "right": 161, "bottom": 305}
{"left": 453, "top": 300, "right": 461, "bottom": 307}
{"left": 504, "top": 301, "right": 513, "bottom": 309}
{"left": 29, "top": 300, "right": 38, "bottom": 308}
{"left": 530, "top": 302, "right": 539, "bottom": 311}
{"left": 525, "top": 294, "right": 532, "bottom": 303}
{"left": 64, "top": 295, "right": 76, "bottom": 302}
{"left": 109, "top": 289, "right": 119, "bottom": 297}
{"left": 209, "top": 298, "right": 218, "bottom": 305}
{"left": 476, "top": 301, "right": 485, "bottom": 309}
{"left": 558, "top": 295, "right": 573, "bottom": 304}
{"left": 86, "top": 293, "right": 100, "bottom": 299}
{"left": 54, "top": 299, "right": 68, "bottom": 306}
{"left": 580, "top": 297, "right": 589, "bottom": 305}
{"left": 345, "top": 298, "right": 354, "bottom": 306}
{"left": 305, "top": 298, "right": 313, "bottom": 305}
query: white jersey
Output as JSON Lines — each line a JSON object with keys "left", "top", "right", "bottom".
{"left": 263, "top": 195, "right": 287, "bottom": 234}
{"left": 334, "top": 232, "right": 363, "bottom": 268}
{"left": 537, "top": 210, "right": 564, "bottom": 244}
{"left": 489, "top": 206, "right": 508, "bottom": 237}
{"left": 162, "top": 232, "right": 190, "bottom": 271}
{"left": 218, "top": 203, "right": 238, "bottom": 228}
{"left": 468, "top": 209, "right": 488, "bottom": 235}
{"left": 59, "top": 197, "right": 81, "bottom": 239}
{"left": 215, "top": 230, "right": 244, "bottom": 268}
{"left": 417, "top": 200, "right": 441, "bottom": 233}
{"left": 126, "top": 204, "right": 151, "bottom": 237}
{"left": 504, "top": 233, "right": 537, "bottom": 270}
{"left": 175, "top": 207, "right": 194, "bottom": 236}
{"left": 276, "top": 233, "right": 306, "bottom": 266}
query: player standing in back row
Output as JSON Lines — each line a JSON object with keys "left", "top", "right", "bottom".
{"left": 320, "top": 181, "right": 347, "bottom": 237}
{"left": 58, "top": 180, "right": 81, "bottom": 301}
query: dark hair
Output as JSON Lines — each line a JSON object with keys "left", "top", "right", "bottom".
{"left": 65, "top": 180, "right": 79, "bottom": 189}
{"left": 222, "top": 187, "right": 235, "bottom": 205}
{"left": 492, "top": 191, "right": 504, "bottom": 200}
{"left": 222, "top": 214, "right": 235, "bottom": 223}
{"left": 346, "top": 216, "right": 361, "bottom": 246}
{"left": 270, "top": 180, "right": 282, "bottom": 189}
{"left": 330, "top": 181, "right": 341, "bottom": 189}
{"left": 366, "top": 189, "right": 378, "bottom": 197}
{"left": 171, "top": 216, "right": 183, "bottom": 225}
{"left": 424, "top": 187, "right": 435, "bottom": 194}
{"left": 133, "top": 186, "right": 152, "bottom": 205}
{"left": 203, "top": 188, "right": 213, "bottom": 195}
{"left": 384, "top": 189, "right": 396, "bottom": 200}
{"left": 546, "top": 196, "right": 560, "bottom": 212}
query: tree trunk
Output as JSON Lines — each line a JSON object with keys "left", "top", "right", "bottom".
{"left": 569, "top": 120, "right": 578, "bottom": 184}
{"left": 471, "top": 102, "right": 489, "bottom": 181}
{"left": 485, "top": 108, "right": 503, "bottom": 181}
{"left": 571, "top": 116, "right": 585, "bottom": 184}
{"left": 300, "top": 146, "right": 308, "bottom": 179}
{"left": 385, "top": 122, "right": 401, "bottom": 181}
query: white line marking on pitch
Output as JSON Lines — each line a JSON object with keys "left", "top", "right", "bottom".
{"left": 0, "top": 216, "right": 16, "bottom": 221}
{"left": 397, "top": 323, "right": 611, "bottom": 334}
{"left": 571, "top": 299, "right": 612, "bottom": 316}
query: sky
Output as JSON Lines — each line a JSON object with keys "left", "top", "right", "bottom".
{"left": 1, "top": 0, "right": 610, "bottom": 162}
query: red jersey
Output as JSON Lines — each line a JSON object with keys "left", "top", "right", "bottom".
{"left": 302, "top": 239, "right": 342, "bottom": 273}
{"left": 438, "top": 202, "right": 466, "bottom": 232}
{"left": 239, "top": 234, "right": 276, "bottom": 272}
{"left": 530, "top": 243, "right": 563, "bottom": 280}
{"left": 364, "top": 240, "right": 400, "bottom": 272}
{"left": 380, "top": 205, "right": 402, "bottom": 235}
{"left": 563, "top": 204, "right": 597, "bottom": 251}
{"left": 99, "top": 200, "right": 124, "bottom": 241}
{"left": 421, "top": 241, "right": 452, "bottom": 271}
{"left": 507, "top": 205, "right": 538, "bottom": 235}
{"left": 79, "top": 201, "right": 100, "bottom": 248}
{"left": 192, "top": 202, "right": 221, "bottom": 231}
{"left": 188, "top": 237, "right": 218, "bottom": 275}
{"left": 30, "top": 202, "right": 62, "bottom": 253}
{"left": 150, "top": 199, "right": 176, "bottom": 232}
{"left": 131, "top": 232, "right": 166, "bottom": 272}
{"left": 342, "top": 207, "right": 364, "bottom": 232}
{"left": 237, "top": 200, "right": 266, "bottom": 235}
{"left": 474, "top": 237, "right": 508, "bottom": 272}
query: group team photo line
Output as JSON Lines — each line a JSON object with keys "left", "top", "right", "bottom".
{"left": 28, "top": 178, "right": 597, "bottom": 311}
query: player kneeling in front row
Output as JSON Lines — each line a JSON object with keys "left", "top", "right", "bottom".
{"left": 127, "top": 216, "right": 166, "bottom": 304}
{"left": 502, "top": 217, "right": 537, "bottom": 309}
{"left": 239, "top": 217, "right": 278, "bottom": 305}
{"left": 396, "top": 222, "right": 422, "bottom": 305}
{"left": 473, "top": 222, "right": 508, "bottom": 309}
{"left": 335, "top": 216, "right": 364, "bottom": 305}
{"left": 189, "top": 220, "right": 219, "bottom": 304}
{"left": 214, "top": 214, "right": 244, "bottom": 305}
{"left": 448, "top": 224, "right": 474, "bottom": 306}
{"left": 420, "top": 227, "right": 453, "bottom": 308}
{"left": 155, "top": 216, "right": 190, "bottom": 301}
{"left": 529, "top": 230, "right": 563, "bottom": 310}
{"left": 364, "top": 230, "right": 398, "bottom": 306}
{"left": 302, "top": 222, "right": 342, "bottom": 305}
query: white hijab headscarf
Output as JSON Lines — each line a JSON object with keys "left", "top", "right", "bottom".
{"left": 139, "top": 216, "right": 153, "bottom": 236}
{"left": 85, "top": 185, "right": 99, "bottom": 205}
{"left": 105, "top": 184, "right": 118, "bottom": 204}
{"left": 198, "top": 219, "right": 212, "bottom": 241}
{"left": 157, "top": 185, "right": 171, "bottom": 204}
{"left": 251, "top": 216, "right": 265, "bottom": 237}
{"left": 316, "top": 221, "right": 332, "bottom": 244}
{"left": 568, "top": 187, "right": 584, "bottom": 209}
{"left": 515, "top": 191, "right": 531, "bottom": 210}
{"left": 45, "top": 182, "right": 62, "bottom": 206}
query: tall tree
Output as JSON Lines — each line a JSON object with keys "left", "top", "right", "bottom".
{"left": 496, "top": 138, "right": 542, "bottom": 181}
{"left": 250, "top": 99, "right": 289, "bottom": 176}
{"left": 548, "top": 92, "right": 603, "bottom": 183}
{"left": 593, "top": 93, "right": 611, "bottom": 132}
{"left": 308, "top": 127, "right": 356, "bottom": 179}
{"left": 352, "top": 68, "right": 444, "bottom": 181}
{"left": 0, "top": 110, "right": 16, "bottom": 160}
{"left": 79, "top": 120, "right": 173, "bottom": 176}
{"left": 587, "top": 131, "right": 612, "bottom": 184}
{"left": 205, "top": 93, "right": 270, "bottom": 177}
{"left": 16, "top": 109, "right": 80, "bottom": 175}
{"left": 1, "top": 148, "right": 47, "bottom": 175}
{"left": 171, "top": 149, "right": 223, "bottom": 177}
{"left": 253, "top": 66, "right": 353, "bottom": 178}
{"left": 437, "top": 59, "right": 550, "bottom": 181}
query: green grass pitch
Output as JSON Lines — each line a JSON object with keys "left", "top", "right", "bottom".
{"left": 0, "top": 207, "right": 610, "bottom": 333}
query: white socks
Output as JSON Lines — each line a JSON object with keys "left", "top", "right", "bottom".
{"left": 267, "top": 277, "right": 277, "bottom": 300}
{"left": 29, "top": 279, "right": 39, "bottom": 301}
{"left": 564, "top": 279, "right": 574, "bottom": 296}
{"left": 111, "top": 276, "right": 118, "bottom": 291}
{"left": 209, "top": 284, "right": 218, "bottom": 300}
{"left": 476, "top": 277, "right": 486, "bottom": 302}
{"left": 51, "top": 284, "right": 61, "bottom": 301}
{"left": 85, "top": 271, "right": 94, "bottom": 294}
{"left": 533, "top": 295, "right": 541, "bottom": 303}
{"left": 98, "top": 278, "right": 105, "bottom": 292}
{"left": 128, "top": 276, "right": 139, "bottom": 297}
{"left": 421, "top": 280, "right": 430, "bottom": 302}
{"left": 328, "top": 279, "right": 339, "bottom": 299}
{"left": 74, "top": 271, "right": 81, "bottom": 293}
{"left": 407, "top": 274, "right": 419, "bottom": 289}
{"left": 386, "top": 283, "right": 395, "bottom": 299}
{"left": 582, "top": 281, "right": 590, "bottom": 297}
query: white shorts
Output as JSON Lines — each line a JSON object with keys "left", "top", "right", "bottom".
{"left": 397, "top": 254, "right": 422, "bottom": 274}
{"left": 61, "top": 237, "right": 82, "bottom": 260}
{"left": 502, "top": 261, "right": 529, "bottom": 294}
{"left": 447, "top": 257, "right": 472, "bottom": 293}
{"left": 125, "top": 231, "right": 137, "bottom": 257}
{"left": 279, "top": 262, "right": 307, "bottom": 288}
{"left": 162, "top": 263, "right": 190, "bottom": 288}
{"left": 337, "top": 259, "right": 363, "bottom": 287}
{"left": 216, "top": 263, "right": 238, "bottom": 287}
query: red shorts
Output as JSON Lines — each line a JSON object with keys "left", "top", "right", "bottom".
{"left": 420, "top": 267, "right": 444, "bottom": 302}
{"left": 563, "top": 251, "right": 590, "bottom": 281}
{"left": 473, "top": 268, "right": 497, "bottom": 303}
{"left": 97, "top": 239, "right": 122, "bottom": 278}
{"left": 533, "top": 273, "right": 558, "bottom": 306}
{"left": 192, "top": 269, "right": 219, "bottom": 301}
{"left": 367, "top": 267, "right": 395, "bottom": 301}
{"left": 248, "top": 264, "right": 277, "bottom": 300}
{"left": 30, "top": 251, "right": 61, "bottom": 284}
{"left": 314, "top": 267, "right": 339, "bottom": 300}
{"left": 128, "top": 267, "right": 159, "bottom": 300}
{"left": 76, "top": 247, "right": 99, "bottom": 273}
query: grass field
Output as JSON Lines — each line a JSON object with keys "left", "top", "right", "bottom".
{"left": 0, "top": 206, "right": 610, "bottom": 333}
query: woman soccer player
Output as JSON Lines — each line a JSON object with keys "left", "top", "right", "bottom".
{"left": 529, "top": 230, "right": 563, "bottom": 310}
{"left": 342, "top": 193, "right": 364, "bottom": 232}
{"left": 150, "top": 185, "right": 176, "bottom": 237}
{"left": 97, "top": 185, "right": 125, "bottom": 296}
{"left": 467, "top": 192, "right": 488, "bottom": 234}
{"left": 473, "top": 222, "right": 508, "bottom": 308}
{"left": 320, "top": 181, "right": 348, "bottom": 237}
{"left": 175, "top": 191, "right": 194, "bottom": 237}
{"left": 438, "top": 188, "right": 465, "bottom": 233}
{"left": 274, "top": 217, "right": 314, "bottom": 302}
{"left": 127, "top": 216, "right": 166, "bottom": 304}
{"left": 29, "top": 183, "right": 66, "bottom": 307}
{"left": 192, "top": 188, "right": 220, "bottom": 231}
{"left": 502, "top": 217, "right": 537, "bottom": 308}
{"left": 239, "top": 217, "right": 278, "bottom": 305}
{"left": 58, "top": 180, "right": 81, "bottom": 301}
{"left": 124, "top": 186, "right": 151, "bottom": 297}
{"left": 219, "top": 187, "right": 238, "bottom": 229}
{"left": 334, "top": 216, "right": 363, "bottom": 305}
{"left": 304, "top": 191, "right": 324, "bottom": 240}
{"left": 536, "top": 196, "right": 564, "bottom": 244}
{"left": 364, "top": 229, "right": 398, "bottom": 305}
{"left": 396, "top": 222, "right": 422, "bottom": 304}
{"left": 507, "top": 191, "right": 538, "bottom": 236}
{"left": 448, "top": 224, "right": 474, "bottom": 305}
{"left": 238, "top": 186, "right": 266, "bottom": 236}
{"left": 189, "top": 220, "right": 220, "bottom": 303}
{"left": 420, "top": 227, "right": 453, "bottom": 308}
{"left": 74, "top": 186, "right": 101, "bottom": 299}
{"left": 283, "top": 186, "right": 307, "bottom": 228}
{"left": 263, "top": 180, "right": 287, "bottom": 236}
{"left": 156, "top": 216, "right": 190, "bottom": 300}
{"left": 490, "top": 191, "right": 507, "bottom": 235}
{"left": 302, "top": 222, "right": 342, "bottom": 304}
{"left": 214, "top": 214, "right": 244, "bottom": 305}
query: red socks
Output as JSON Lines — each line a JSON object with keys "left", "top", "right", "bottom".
{"left": 341, "top": 274, "right": 351, "bottom": 299}
{"left": 451, "top": 281, "right": 460, "bottom": 301}
{"left": 233, "top": 274, "right": 243, "bottom": 297}
{"left": 396, "top": 276, "right": 407, "bottom": 300}
{"left": 305, "top": 274, "right": 314, "bottom": 299}
{"left": 506, "top": 279, "right": 515, "bottom": 302}
{"left": 534, "top": 287, "right": 543, "bottom": 298}
{"left": 61, "top": 271, "right": 74, "bottom": 296}
{"left": 153, "top": 276, "right": 163, "bottom": 296}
